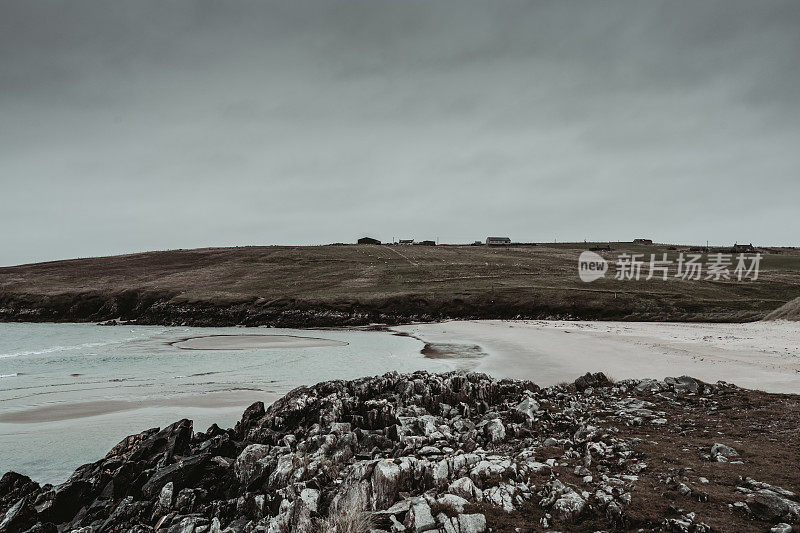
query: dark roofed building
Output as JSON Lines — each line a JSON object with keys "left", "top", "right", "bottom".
{"left": 357, "top": 237, "right": 381, "bottom": 245}
{"left": 486, "top": 236, "right": 511, "bottom": 246}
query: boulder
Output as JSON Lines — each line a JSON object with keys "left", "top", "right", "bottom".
{"left": 484, "top": 419, "right": 505, "bottom": 443}
{"left": 235, "top": 401, "right": 265, "bottom": 439}
{"left": 552, "top": 491, "right": 586, "bottom": 521}
{"left": 372, "top": 460, "right": 402, "bottom": 510}
{"left": 574, "top": 372, "right": 610, "bottom": 391}
{"left": 233, "top": 444, "right": 271, "bottom": 488}
{"left": 665, "top": 376, "right": 700, "bottom": 394}
{"left": 46, "top": 480, "right": 93, "bottom": 524}
{"left": 141, "top": 454, "right": 210, "bottom": 499}
{"left": 404, "top": 499, "right": 436, "bottom": 532}
{"left": 448, "top": 477, "right": 482, "bottom": 502}
{"left": 0, "top": 497, "right": 37, "bottom": 533}
{"left": 710, "top": 443, "right": 738, "bottom": 459}
{"left": 514, "top": 397, "right": 539, "bottom": 420}
{"left": 434, "top": 494, "right": 469, "bottom": 514}
{"left": 455, "top": 513, "right": 487, "bottom": 533}
{"left": 748, "top": 491, "right": 800, "bottom": 521}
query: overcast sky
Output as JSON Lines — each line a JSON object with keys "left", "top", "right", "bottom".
{"left": 1, "top": 1, "right": 798, "bottom": 266}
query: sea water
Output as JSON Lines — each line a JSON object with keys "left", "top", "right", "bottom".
{"left": 0, "top": 322, "right": 451, "bottom": 484}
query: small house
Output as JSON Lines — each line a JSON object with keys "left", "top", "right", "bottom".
{"left": 399, "top": 239, "right": 414, "bottom": 245}
{"left": 632, "top": 238, "right": 653, "bottom": 245}
{"left": 732, "top": 243, "right": 756, "bottom": 253}
{"left": 417, "top": 240, "right": 436, "bottom": 246}
{"left": 486, "top": 237, "right": 511, "bottom": 246}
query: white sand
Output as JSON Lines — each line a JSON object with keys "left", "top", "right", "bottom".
{"left": 395, "top": 320, "right": 800, "bottom": 393}
{"left": 172, "top": 334, "right": 348, "bottom": 350}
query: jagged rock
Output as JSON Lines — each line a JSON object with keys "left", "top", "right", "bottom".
{"left": 514, "top": 397, "right": 539, "bottom": 420}
{"left": 46, "top": 480, "right": 93, "bottom": 524}
{"left": 0, "top": 371, "right": 760, "bottom": 533}
{"left": 233, "top": 444, "right": 271, "bottom": 488}
{"left": 448, "top": 477, "right": 482, "bottom": 502}
{"left": 373, "top": 460, "right": 402, "bottom": 510}
{"left": 0, "top": 497, "right": 37, "bottom": 533}
{"left": 404, "top": 499, "right": 436, "bottom": 532}
{"left": 0, "top": 472, "right": 39, "bottom": 508}
{"left": 574, "top": 372, "right": 610, "bottom": 391}
{"left": 130, "top": 419, "right": 193, "bottom": 462}
{"left": 484, "top": 419, "right": 505, "bottom": 443}
{"left": 235, "top": 401, "right": 265, "bottom": 439}
{"left": 483, "top": 484, "right": 516, "bottom": 512}
{"left": 141, "top": 454, "right": 210, "bottom": 499}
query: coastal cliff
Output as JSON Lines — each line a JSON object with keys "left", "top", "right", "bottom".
{"left": 2, "top": 371, "right": 798, "bottom": 532}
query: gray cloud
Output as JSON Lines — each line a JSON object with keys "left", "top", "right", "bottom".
{"left": 1, "top": 0, "right": 798, "bottom": 265}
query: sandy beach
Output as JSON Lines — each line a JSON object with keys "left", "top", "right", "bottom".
{"left": 395, "top": 319, "right": 800, "bottom": 393}
{"left": 171, "top": 334, "right": 349, "bottom": 350}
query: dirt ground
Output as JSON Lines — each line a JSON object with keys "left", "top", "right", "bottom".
{"left": 484, "top": 385, "right": 800, "bottom": 532}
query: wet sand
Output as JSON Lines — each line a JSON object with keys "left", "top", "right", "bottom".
{"left": 0, "top": 390, "right": 276, "bottom": 424}
{"left": 395, "top": 320, "right": 800, "bottom": 393}
{"left": 171, "top": 334, "right": 349, "bottom": 350}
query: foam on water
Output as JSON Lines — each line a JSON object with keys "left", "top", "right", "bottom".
{"left": 0, "top": 330, "right": 167, "bottom": 359}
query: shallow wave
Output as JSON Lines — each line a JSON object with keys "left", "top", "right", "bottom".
{"left": 0, "top": 329, "right": 168, "bottom": 359}
{"left": 0, "top": 372, "right": 19, "bottom": 378}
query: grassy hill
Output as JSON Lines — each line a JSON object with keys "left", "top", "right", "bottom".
{"left": 1, "top": 243, "right": 799, "bottom": 326}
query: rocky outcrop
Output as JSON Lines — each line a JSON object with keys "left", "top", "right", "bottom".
{"left": 1, "top": 372, "right": 796, "bottom": 532}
